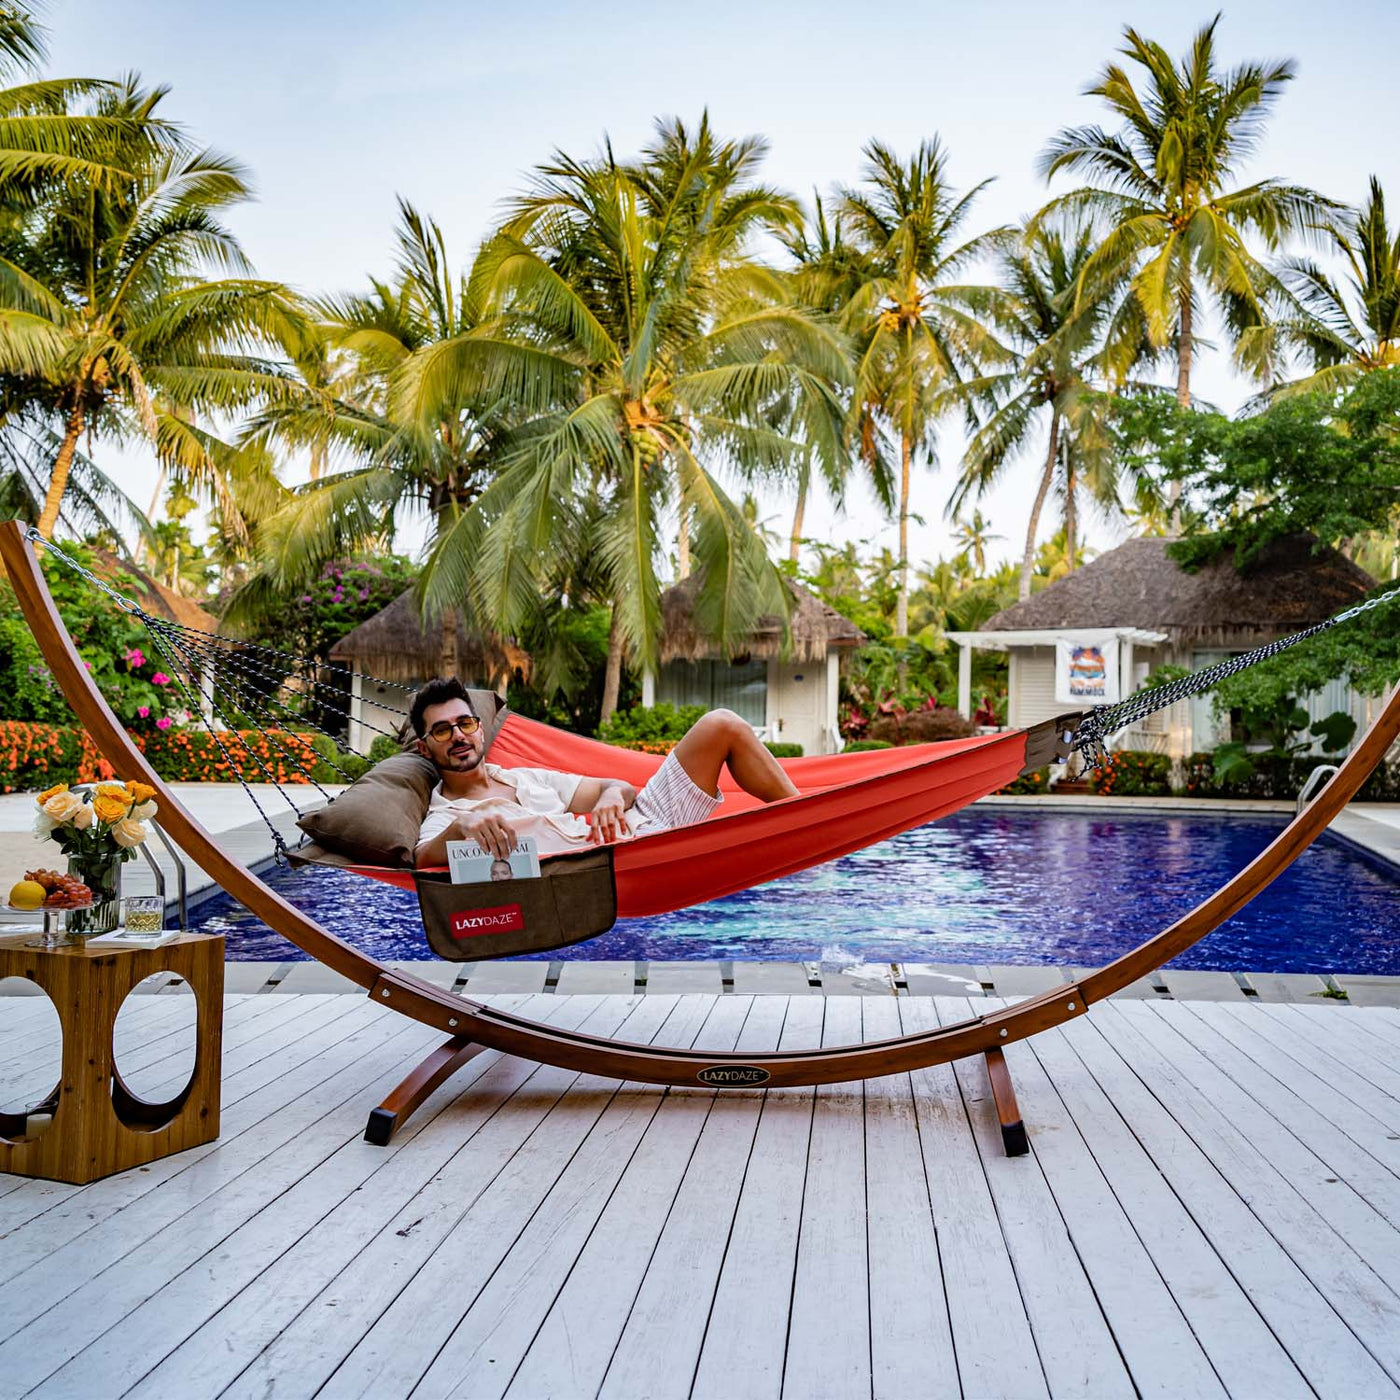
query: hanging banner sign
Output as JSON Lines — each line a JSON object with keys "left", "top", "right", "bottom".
{"left": 1055, "top": 634, "right": 1121, "bottom": 705}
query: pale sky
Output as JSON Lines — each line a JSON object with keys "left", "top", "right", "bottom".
{"left": 44, "top": 0, "right": 1400, "bottom": 577}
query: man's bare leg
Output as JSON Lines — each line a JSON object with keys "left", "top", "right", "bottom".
{"left": 669, "top": 709, "right": 800, "bottom": 802}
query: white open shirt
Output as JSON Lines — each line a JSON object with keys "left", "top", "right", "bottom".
{"left": 418, "top": 762, "right": 614, "bottom": 858}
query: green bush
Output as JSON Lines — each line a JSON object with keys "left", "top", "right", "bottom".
{"left": 1089, "top": 750, "right": 1173, "bottom": 797}
{"left": 996, "top": 766, "right": 1051, "bottom": 795}
{"left": 596, "top": 703, "right": 706, "bottom": 752}
{"left": 764, "top": 742, "right": 803, "bottom": 758}
{"left": 368, "top": 733, "right": 404, "bottom": 764}
{"left": 1185, "top": 750, "right": 1400, "bottom": 801}
{"left": 841, "top": 739, "right": 893, "bottom": 753}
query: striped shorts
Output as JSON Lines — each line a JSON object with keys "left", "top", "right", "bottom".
{"left": 631, "top": 749, "right": 724, "bottom": 834}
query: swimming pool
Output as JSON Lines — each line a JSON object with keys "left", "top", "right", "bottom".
{"left": 197, "top": 809, "right": 1400, "bottom": 974}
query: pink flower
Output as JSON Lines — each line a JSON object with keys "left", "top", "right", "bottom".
{"left": 83, "top": 660, "right": 92, "bottom": 670}
{"left": 151, "top": 672, "right": 171, "bottom": 686}
{"left": 155, "top": 716, "right": 173, "bottom": 730}
{"left": 124, "top": 648, "right": 145, "bottom": 668}
{"left": 137, "top": 706, "right": 150, "bottom": 719}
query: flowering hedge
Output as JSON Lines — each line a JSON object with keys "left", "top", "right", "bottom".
{"left": 0, "top": 721, "right": 327, "bottom": 792}
{"left": 1088, "top": 750, "right": 1174, "bottom": 797}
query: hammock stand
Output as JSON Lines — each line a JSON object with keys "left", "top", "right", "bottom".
{"left": 5, "top": 518, "right": 1399, "bottom": 1158}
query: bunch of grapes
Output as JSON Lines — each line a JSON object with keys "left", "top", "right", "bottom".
{"left": 25, "top": 869, "right": 93, "bottom": 909}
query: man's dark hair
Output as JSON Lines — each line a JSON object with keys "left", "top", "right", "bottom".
{"left": 408, "top": 676, "right": 476, "bottom": 738}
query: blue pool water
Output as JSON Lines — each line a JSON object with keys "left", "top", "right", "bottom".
{"left": 198, "top": 810, "right": 1400, "bottom": 973}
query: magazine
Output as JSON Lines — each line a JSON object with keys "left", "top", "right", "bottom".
{"left": 447, "top": 835, "right": 541, "bottom": 885}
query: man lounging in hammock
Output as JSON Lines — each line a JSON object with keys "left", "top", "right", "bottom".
{"left": 410, "top": 677, "right": 799, "bottom": 867}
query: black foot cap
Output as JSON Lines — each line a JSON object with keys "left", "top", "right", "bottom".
{"left": 1001, "top": 1121, "right": 1030, "bottom": 1157}
{"left": 364, "top": 1107, "right": 397, "bottom": 1147}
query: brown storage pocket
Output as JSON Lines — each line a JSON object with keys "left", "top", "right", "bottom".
{"left": 413, "top": 847, "right": 617, "bottom": 961}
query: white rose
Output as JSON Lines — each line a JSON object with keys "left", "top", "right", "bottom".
{"left": 32, "top": 811, "right": 57, "bottom": 837}
{"left": 41, "top": 791, "right": 84, "bottom": 824}
{"left": 110, "top": 817, "right": 148, "bottom": 849}
{"left": 131, "top": 800, "right": 157, "bottom": 822}
{"left": 71, "top": 804, "right": 93, "bottom": 830}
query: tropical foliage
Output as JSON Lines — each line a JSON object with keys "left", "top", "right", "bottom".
{"left": 0, "top": 3, "right": 1395, "bottom": 746}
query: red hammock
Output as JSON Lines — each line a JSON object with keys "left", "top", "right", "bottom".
{"left": 344, "top": 714, "right": 1063, "bottom": 917}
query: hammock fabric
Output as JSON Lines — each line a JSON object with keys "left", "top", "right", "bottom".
{"left": 298, "top": 712, "right": 1078, "bottom": 958}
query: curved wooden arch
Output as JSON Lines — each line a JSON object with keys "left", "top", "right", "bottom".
{"left": 7, "top": 519, "right": 1399, "bottom": 1091}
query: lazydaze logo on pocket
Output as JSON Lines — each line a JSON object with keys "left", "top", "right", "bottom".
{"left": 450, "top": 904, "right": 525, "bottom": 939}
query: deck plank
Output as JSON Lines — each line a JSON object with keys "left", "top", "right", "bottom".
{"left": 898, "top": 997, "right": 1047, "bottom": 1400}
{"left": 425, "top": 996, "right": 752, "bottom": 1399}
{"left": 782, "top": 996, "right": 872, "bottom": 1399}
{"left": 988, "top": 1004, "right": 1228, "bottom": 1399}
{"left": 308, "top": 996, "right": 699, "bottom": 1400}
{"left": 1026, "top": 1020, "right": 1313, "bottom": 1400}
{"left": 684, "top": 996, "right": 823, "bottom": 1400}
{"left": 0, "top": 992, "right": 372, "bottom": 1247}
{"left": 1181, "top": 1003, "right": 1400, "bottom": 1181}
{"left": 1109, "top": 1001, "right": 1400, "bottom": 1298}
{"left": 4, "top": 1007, "right": 444, "bottom": 1397}
{"left": 216, "top": 995, "right": 642, "bottom": 1400}
{"left": 939, "top": 997, "right": 1134, "bottom": 1400}
{"left": 506, "top": 996, "right": 776, "bottom": 1400}
{"left": 860, "top": 995, "right": 959, "bottom": 1400}
{"left": 123, "top": 996, "right": 656, "bottom": 1400}
{"left": 1062, "top": 1008, "right": 1399, "bottom": 1399}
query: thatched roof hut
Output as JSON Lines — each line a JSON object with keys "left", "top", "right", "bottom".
{"left": 982, "top": 535, "right": 1374, "bottom": 648}
{"left": 93, "top": 551, "right": 221, "bottom": 633}
{"left": 658, "top": 575, "right": 866, "bottom": 664}
{"left": 327, "top": 588, "right": 529, "bottom": 687}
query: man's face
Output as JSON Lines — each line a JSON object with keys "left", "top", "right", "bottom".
{"left": 417, "top": 698, "right": 484, "bottom": 774}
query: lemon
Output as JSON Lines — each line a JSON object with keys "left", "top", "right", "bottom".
{"left": 9, "top": 879, "right": 45, "bottom": 911}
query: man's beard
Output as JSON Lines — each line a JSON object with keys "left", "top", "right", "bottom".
{"left": 438, "top": 741, "right": 483, "bottom": 774}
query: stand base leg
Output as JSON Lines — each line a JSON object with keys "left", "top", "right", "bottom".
{"left": 365, "top": 1034, "right": 484, "bottom": 1146}
{"left": 983, "top": 1046, "right": 1029, "bottom": 1156}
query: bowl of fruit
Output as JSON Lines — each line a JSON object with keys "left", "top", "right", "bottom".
{"left": 10, "top": 869, "right": 94, "bottom": 912}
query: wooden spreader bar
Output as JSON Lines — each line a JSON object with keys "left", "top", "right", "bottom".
{"left": 6, "top": 520, "right": 1398, "bottom": 1162}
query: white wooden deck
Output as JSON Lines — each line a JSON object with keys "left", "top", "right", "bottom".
{"left": 2, "top": 992, "right": 1400, "bottom": 1399}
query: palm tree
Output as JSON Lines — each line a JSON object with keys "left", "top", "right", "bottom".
{"left": 401, "top": 117, "right": 849, "bottom": 722}
{"left": 777, "top": 194, "right": 891, "bottom": 563}
{"left": 839, "top": 137, "right": 1006, "bottom": 637}
{"left": 951, "top": 219, "right": 1150, "bottom": 599}
{"left": 1274, "top": 177, "right": 1400, "bottom": 394}
{"left": 951, "top": 508, "right": 1001, "bottom": 577}
{"left": 1039, "top": 18, "right": 1335, "bottom": 419}
{"left": 0, "top": 78, "right": 299, "bottom": 544}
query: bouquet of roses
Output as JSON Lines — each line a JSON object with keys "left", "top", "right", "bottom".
{"left": 34, "top": 780, "right": 159, "bottom": 861}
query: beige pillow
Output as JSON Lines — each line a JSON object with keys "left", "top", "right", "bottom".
{"left": 296, "top": 687, "right": 507, "bottom": 867}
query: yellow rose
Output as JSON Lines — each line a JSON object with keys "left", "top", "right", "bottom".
{"left": 36, "top": 783, "right": 69, "bottom": 807}
{"left": 41, "top": 790, "right": 84, "bottom": 824}
{"left": 92, "top": 792, "right": 130, "bottom": 825}
{"left": 125, "top": 781, "right": 157, "bottom": 805}
{"left": 95, "top": 782, "right": 129, "bottom": 801}
{"left": 110, "top": 817, "right": 148, "bottom": 849}
{"left": 131, "top": 799, "right": 158, "bottom": 822}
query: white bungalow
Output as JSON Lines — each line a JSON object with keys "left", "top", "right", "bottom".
{"left": 641, "top": 576, "right": 866, "bottom": 756}
{"left": 947, "top": 534, "right": 1384, "bottom": 760}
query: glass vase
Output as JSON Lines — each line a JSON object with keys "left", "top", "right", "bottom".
{"left": 65, "top": 852, "right": 122, "bottom": 938}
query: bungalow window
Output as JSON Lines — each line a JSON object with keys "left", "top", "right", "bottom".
{"left": 655, "top": 659, "right": 767, "bottom": 727}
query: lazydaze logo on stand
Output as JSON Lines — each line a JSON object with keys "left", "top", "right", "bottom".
{"left": 450, "top": 904, "right": 525, "bottom": 939}
{"left": 695, "top": 1065, "right": 771, "bottom": 1086}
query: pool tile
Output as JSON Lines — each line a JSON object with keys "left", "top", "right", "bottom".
{"left": 899, "top": 964, "right": 985, "bottom": 996}
{"left": 1158, "top": 970, "right": 1249, "bottom": 1001}
{"left": 1241, "top": 972, "right": 1331, "bottom": 1003}
{"left": 730, "top": 962, "right": 812, "bottom": 994}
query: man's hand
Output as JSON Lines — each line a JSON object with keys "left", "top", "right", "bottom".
{"left": 589, "top": 788, "right": 631, "bottom": 845}
{"left": 455, "top": 812, "right": 518, "bottom": 859}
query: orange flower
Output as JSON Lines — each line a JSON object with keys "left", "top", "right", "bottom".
{"left": 125, "top": 780, "right": 157, "bottom": 804}
{"left": 95, "top": 781, "right": 128, "bottom": 800}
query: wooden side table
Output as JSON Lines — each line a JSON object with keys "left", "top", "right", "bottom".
{"left": 0, "top": 931, "right": 223, "bottom": 1184}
